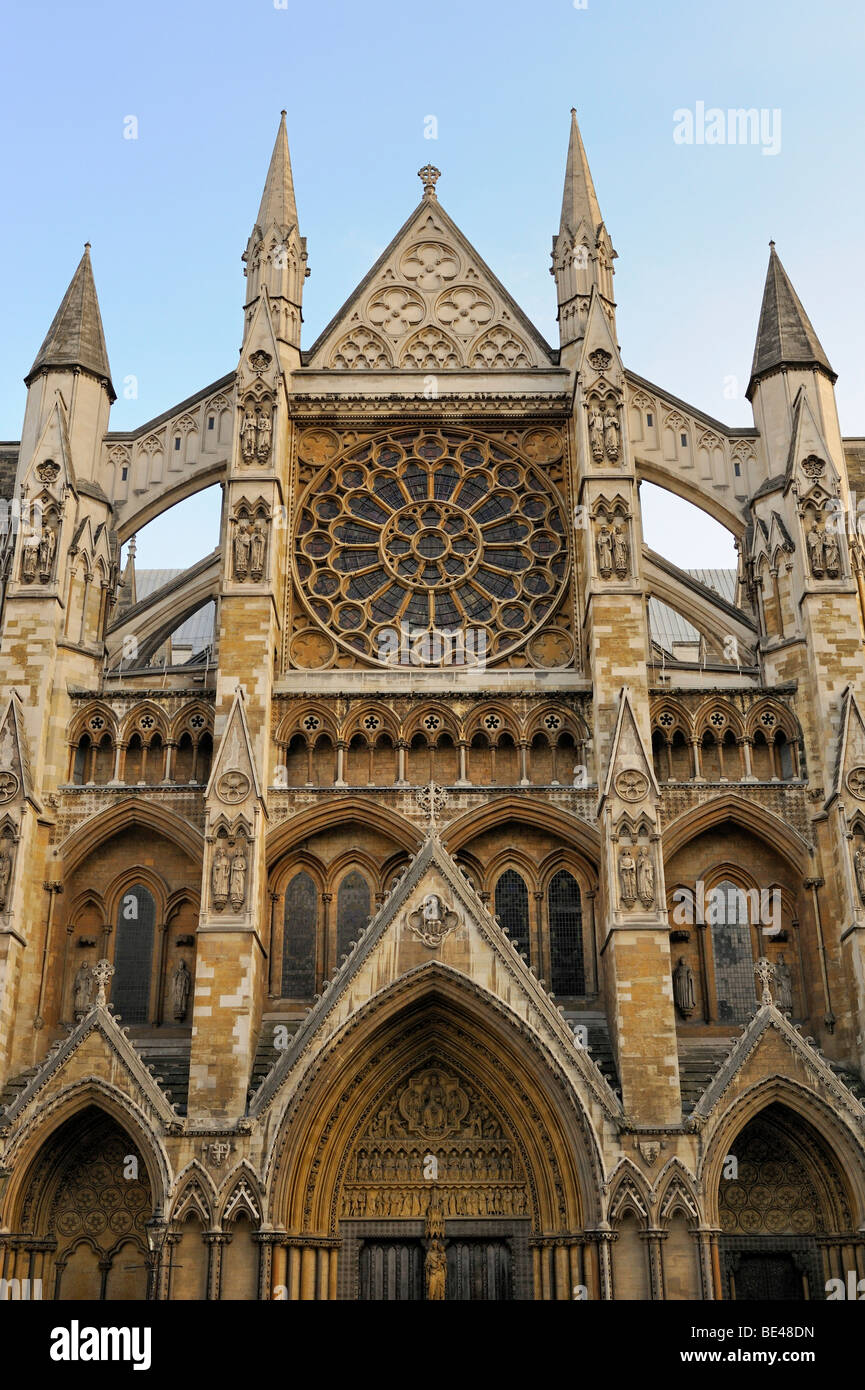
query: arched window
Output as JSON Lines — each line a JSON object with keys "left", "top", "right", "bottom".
{"left": 282, "top": 871, "right": 317, "bottom": 998}
{"left": 548, "top": 870, "right": 585, "bottom": 996}
{"left": 495, "top": 869, "right": 530, "bottom": 960}
{"left": 336, "top": 870, "right": 371, "bottom": 962}
{"left": 72, "top": 734, "right": 91, "bottom": 784}
{"left": 710, "top": 879, "right": 755, "bottom": 1023}
{"left": 113, "top": 883, "right": 156, "bottom": 1024}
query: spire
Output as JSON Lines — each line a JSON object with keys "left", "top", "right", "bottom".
{"left": 117, "top": 536, "right": 137, "bottom": 615}
{"left": 559, "top": 108, "right": 604, "bottom": 241}
{"left": 748, "top": 243, "right": 834, "bottom": 398}
{"left": 26, "top": 244, "right": 114, "bottom": 398}
{"left": 254, "top": 110, "right": 298, "bottom": 236}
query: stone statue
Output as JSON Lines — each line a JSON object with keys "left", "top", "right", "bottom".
{"left": 806, "top": 523, "right": 824, "bottom": 577}
{"left": 241, "top": 408, "right": 257, "bottom": 461}
{"left": 636, "top": 848, "right": 655, "bottom": 906}
{"left": 256, "top": 408, "right": 272, "bottom": 461}
{"left": 233, "top": 520, "right": 251, "bottom": 578}
{"left": 774, "top": 954, "right": 793, "bottom": 1014}
{"left": 172, "top": 958, "right": 191, "bottom": 1022}
{"left": 823, "top": 528, "right": 840, "bottom": 578}
{"left": 619, "top": 849, "right": 637, "bottom": 904}
{"left": 613, "top": 525, "right": 629, "bottom": 578}
{"left": 588, "top": 404, "right": 604, "bottom": 462}
{"left": 38, "top": 525, "right": 56, "bottom": 579}
{"left": 603, "top": 406, "right": 620, "bottom": 462}
{"left": 212, "top": 843, "right": 231, "bottom": 901}
{"left": 855, "top": 845, "right": 865, "bottom": 904}
{"left": 425, "top": 1239, "right": 447, "bottom": 1301}
{"left": 21, "top": 538, "right": 38, "bottom": 581}
{"left": 73, "top": 962, "right": 92, "bottom": 1018}
{"left": 0, "top": 842, "right": 12, "bottom": 908}
{"left": 596, "top": 525, "right": 613, "bottom": 577}
{"left": 672, "top": 956, "right": 695, "bottom": 1018}
{"left": 229, "top": 844, "right": 247, "bottom": 908}
{"left": 249, "top": 521, "right": 266, "bottom": 577}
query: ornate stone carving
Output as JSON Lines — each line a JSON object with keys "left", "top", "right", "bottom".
{"left": 92, "top": 958, "right": 114, "bottom": 1008}
{"left": 399, "top": 1069, "right": 469, "bottom": 1138}
{"left": 436, "top": 286, "right": 494, "bottom": 338}
{"left": 774, "top": 953, "right": 793, "bottom": 1014}
{"left": 417, "top": 164, "right": 441, "bottom": 197}
{"left": 847, "top": 769, "right": 865, "bottom": 800}
{"left": 216, "top": 771, "right": 250, "bottom": 803}
{"left": 36, "top": 460, "right": 60, "bottom": 484}
{"left": 415, "top": 780, "right": 448, "bottom": 829}
{"left": 469, "top": 327, "right": 531, "bottom": 369}
{"left": 171, "top": 958, "right": 191, "bottom": 1022}
{"left": 754, "top": 956, "right": 776, "bottom": 1006}
{"left": 368, "top": 286, "right": 425, "bottom": 339}
{"left": 522, "top": 428, "right": 562, "bottom": 463}
{"left": 636, "top": 848, "right": 655, "bottom": 907}
{"left": 212, "top": 842, "right": 231, "bottom": 905}
{"left": 0, "top": 771, "right": 19, "bottom": 804}
{"left": 425, "top": 1239, "right": 447, "bottom": 1299}
{"left": 589, "top": 402, "right": 604, "bottom": 462}
{"left": 331, "top": 326, "right": 392, "bottom": 369}
{"left": 400, "top": 241, "right": 460, "bottom": 291}
{"left": 806, "top": 522, "right": 841, "bottom": 579}
{"left": 615, "top": 769, "right": 649, "bottom": 802}
{"left": 613, "top": 524, "right": 630, "bottom": 577}
{"left": 406, "top": 893, "right": 459, "bottom": 949}
{"left": 298, "top": 428, "right": 340, "bottom": 465}
{"left": 0, "top": 839, "right": 13, "bottom": 909}
{"left": 801, "top": 454, "right": 825, "bottom": 478}
{"left": 603, "top": 403, "right": 621, "bottom": 462}
{"left": 588, "top": 348, "right": 612, "bottom": 372}
{"left": 249, "top": 349, "right": 272, "bottom": 373}
{"left": 229, "top": 842, "right": 247, "bottom": 910}
{"left": 399, "top": 326, "right": 461, "bottom": 369}
{"left": 854, "top": 844, "right": 865, "bottom": 903}
{"left": 596, "top": 523, "right": 612, "bottom": 577}
{"left": 73, "top": 962, "right": 93, "bottom": 1019}
{"left": 619, "top": 848, "right": 637, "bottom": 905}
{"left": 672, "top": 956, "right": 695, "bottom": 1018}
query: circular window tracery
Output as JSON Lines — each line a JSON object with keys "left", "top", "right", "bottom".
{"left": 294, "top": 428, "right": 569, "bottom": 665}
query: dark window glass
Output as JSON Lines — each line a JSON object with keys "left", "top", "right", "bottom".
{"left": 496, "top": 870, "right": 530, "bottom": 961}
{"left": 113, "top": 884, "right": 156, "bottom": 1023}
{"left": 548, "top": 870, "right": 584, "bottom": 995}
{"left": 282, "top": 871, "right": 317, "bottom": 997}
{"left": 336, "top": 870, "right": 371, "bottom": 961}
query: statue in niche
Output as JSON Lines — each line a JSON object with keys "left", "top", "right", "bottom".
{"left": 854, "top": 844, "right": 865, "bottom": 904}
{"left": 241, "top": 408, "right": 257, "bottom": 461}
{"left": 425, "top": 1239, "right": 447, "bottom": 1301}
{"left": 20, "top": 538, "right": 38, "bottom": 582}
{"left": 603, "top": 404, "right": 621, "bottom": 461}
{"left": 256, "top": 408, "right": 272, "bottom": 462}
{"left": 637, "top": 848, "right": 655, "bottom": 906}
{"left": 672, "top": 956, "right": 695, "bottom": 1018}
{"left": 823, "top": 527, "right": 840, "bottom": 578}
{"left": 619, "top": 848, "right": 637, "bottom": 904}
{"left": 229, "top": 842, "right": 247, "bottom": 909}
{"left": 233, "top": 519, "right": 251, "bottom": 579}
{"left": 596, "top": 525, "right": 613, "bottom": 578}
{"left": 38, "top": 524, "right": 57, "bottom": 580}
{"left": 613, "top": 525, "right": 630, "bottom": 578}
{"left": 806, "top": 522, "right": 824, "bottom": 577}
{"left": 212, "top": 842, "right": 231, "bottom": 903}
{"left": 73, "top": 962, "right": 92, "bottom": 1019}
{"left": 588, "top": 403, "right": 605, "bottom": 462}
{"left": 172, "top": 958, "right": 191, "bottom": 1022}
{"left": 249, "top": 520, "right": 266, "bottom": 578}
{"left": 774, "top": 954, "right": 793, "bottom": 1014}
{"left": 0, "top": 841, "right": 12, "bottom": 908}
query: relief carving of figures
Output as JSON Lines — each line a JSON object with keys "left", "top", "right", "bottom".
{"left": 233, "top": 519, "right": 251, "bottom": 579}
{"left": 406, "top": 893, "right": 458, "bottom": 948}
{"left": 425, "top": 1239, "right": 447, "bottom": 1300}
{"left": 774, "top": 953, "right": 793, "bottom": 1014}
{"left": 603, "top": 404, "right": 621, "bottom": 462}
{"left": 672, "top": 956, "right": 695, "bottom": 1018}
{"left": 636, "top": 848, "right": 655, "bottom": 907}
{"left": 613, "top": 524, "right": 630, "bottom": 578}
{"left": 596, "top": 524, "right": 613, "bottom": 578}
{"left": 0, "top": 841, "right": 12, "bottom": 908}
{"left": 241, "top": 408, "right": 257, "bottom": 462}
{"left": 20, "top": 538, "right": 38, "bottom": 582}
{"left": 73, "top": 962, "right": 92, "bottom": 1019}
{"left": 171, "top": 958, "right": 191, "bottom": 1022}
{"left": 854, "top": 845, "right": 865, "bottom": 905}
{"left": 588, "top": 403, "right": 605, "bottom": 462}
{"left": 823, "top": 527, "right": 840, "bottom": 578}
{"left": 229, "top": 843, "right": 247, "bottom": 909}
{"left": 212, "top": 843, "right": 231, "bottom": 905}
{"left": 619, "top": 849, "right": 637, "bottom": 904}
{"left": 249, "top": 520, "right": 266, "bottom": 579}
{"left": 38, "top": 524, "right": 57, "bottom": 580}
{"left": 255, "top": 408, "right": 272, "bottom": 462}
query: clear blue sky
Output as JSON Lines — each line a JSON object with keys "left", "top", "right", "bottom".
{"left": 2, "top": 0, "right": 862, "bottom": 568}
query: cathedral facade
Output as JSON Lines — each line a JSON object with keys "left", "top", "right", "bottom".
{"left": 2, "top": 111, "right": 865, "bottom": 1301}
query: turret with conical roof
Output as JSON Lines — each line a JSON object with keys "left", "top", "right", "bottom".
{"left": 242, "top": 111, "right": 307, "bottom": 356}
{"left": 748, "top": 243, "right": 834, "bottom": 399}
{"left": 25, "top": 244, "right": 114, "bottom": 399}
{"left": 551, "top": 109, "right": 617, "bottom": 360}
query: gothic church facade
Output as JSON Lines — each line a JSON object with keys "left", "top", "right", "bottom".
{"left": 1, "top": 112, "right": 865, "bottom": 1301}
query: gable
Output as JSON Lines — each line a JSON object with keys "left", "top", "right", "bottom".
{"left": 305, "top": 199, "right": 556, "bottom": 372}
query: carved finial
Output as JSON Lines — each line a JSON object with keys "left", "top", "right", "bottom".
{"left": 416, "top": 780, "right": 448, "bottom": 831}
{"left": 418, "top": 164, "right": 441, "bottom": 198}
{"left": 92, "top": 958, "right": 115, "bottom": 1008}
{"left": 754, "top": 956, "right": 775, "bottom": 1006}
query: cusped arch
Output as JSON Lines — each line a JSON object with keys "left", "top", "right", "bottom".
{"left": 661, "top": 793, "right": 811, "bottom": 878}
{"left": 444, "top": 795, "right": 601, "bottom": 864}
{"left": 59, "top": 798, "right": 204, "bottom": 877}
{"left": 266, "top": 797, "right": 421, "bottom": 868}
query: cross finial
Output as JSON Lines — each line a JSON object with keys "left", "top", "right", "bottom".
{"left": 92, "top": 958, "right": 115, "bottom": 1008}
{"left": 416, "top": 780, "right": 448, "bottom": 831}
{"left": 418, "top": 164, "right": 441, "bottom": 198}
{"left": 754, "top": 956, "right": 775, "bottom": 1006}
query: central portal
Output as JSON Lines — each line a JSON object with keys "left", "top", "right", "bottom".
{"left": 347, "top": 1223, "right": 526, "bottom": 1300}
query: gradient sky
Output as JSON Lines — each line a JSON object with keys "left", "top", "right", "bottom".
{"left": 2, "top": 0, "right": 862, "bottom": 569}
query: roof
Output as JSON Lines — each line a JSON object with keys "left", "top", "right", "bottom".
{"left": 748, "top": 245, "right": 834, "bottom": 396}
{"left": 26, "top": 245, "right": 114, "bottom": 398}
{"left": 649, "top": 568, "right": 737, "bottom": 655}
{"left": 136, "top": 569, "right": 215, "bottom": 653}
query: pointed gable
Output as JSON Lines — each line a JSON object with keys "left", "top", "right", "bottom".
{"left": 748, "top": 244, "right": 834, "bottom": 397}
{"left": 26, "top": 245, "right": 114, "bottom": 399}
{"left": 206, "top": 686, "right": 264, "bottom": 812}
{"left": 784, "top": 387, "right": 839, "bottom": 495}
{"left": 828, "top": 685, "right": 865, "bottom": 805}
{"left": 305, "top": 187, "right": 556, "bottom": 371}
{"left": 600, "top": 685, "right": 659, "bottom": 813}
{"left": 0, "top": 692, "right": 38, "bottom": 810}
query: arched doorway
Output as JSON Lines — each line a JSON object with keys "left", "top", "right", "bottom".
{"left": 7, "top": 1105, "right": 155, "bottom": 1300}
{"left": 716, "top": 1103, "right": 856, "bottom": 1300}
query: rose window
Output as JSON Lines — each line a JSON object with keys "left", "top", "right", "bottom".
{"left": 293, "top": 428, "right": 568, "bottom": 665}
